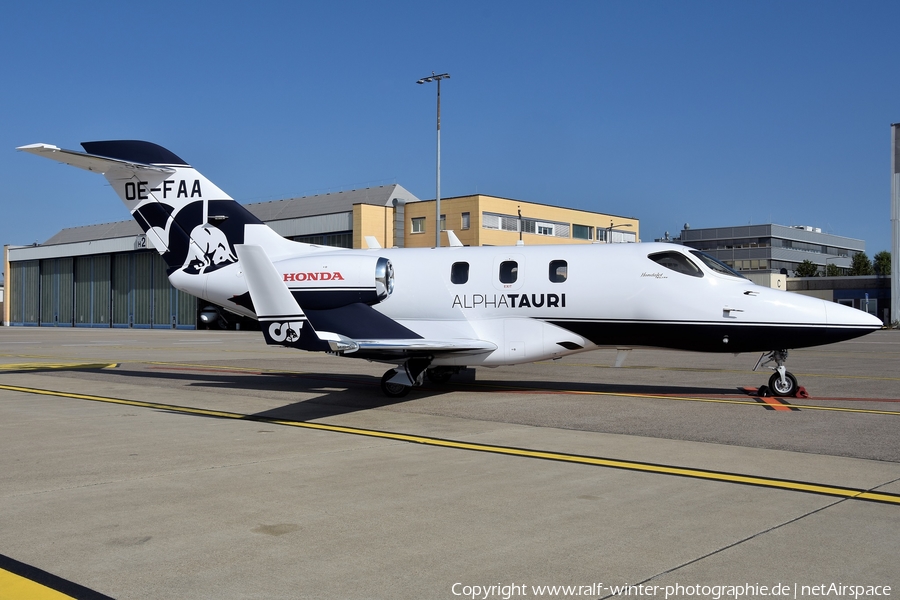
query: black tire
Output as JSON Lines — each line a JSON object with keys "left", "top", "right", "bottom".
{"left": 381, "top": 370, "right": 410, "bottom": 398}
{"left": 768, "top": 371, "right": 798, "bottom": 397}
{"left": 426, "top": 368, "right": 452, "bottom": 385}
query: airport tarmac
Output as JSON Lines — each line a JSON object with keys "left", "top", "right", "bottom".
{"left": 0, "top": 327, "right": 898, "bottom": 599}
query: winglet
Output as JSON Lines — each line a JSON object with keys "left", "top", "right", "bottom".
{"left": 235, "top": 244, "right": 357, "bottom": 353}
{"left": 17, "top": 143, "right": 60, "bottom": 153}
{"left": 445, "top": 230, "right": 464, "bottom": 247}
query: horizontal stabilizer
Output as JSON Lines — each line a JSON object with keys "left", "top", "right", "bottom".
{"left": 17, "top": 143, "right": 175, "bottom": 175}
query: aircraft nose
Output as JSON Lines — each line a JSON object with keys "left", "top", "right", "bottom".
{"left": 823, "top": 301, "right": 884, "bottom": 328}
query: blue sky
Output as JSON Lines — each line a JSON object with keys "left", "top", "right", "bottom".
{"left": 3, "top": 1, "right": 898, "bottom": 271}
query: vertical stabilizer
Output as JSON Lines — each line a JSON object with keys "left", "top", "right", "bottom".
{"left": 79, "top": 140, "right": 264, "bottom": 275}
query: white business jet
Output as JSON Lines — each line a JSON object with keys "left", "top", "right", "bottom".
{"left": 18, "top": 141, "right": 883, "bottom": 397}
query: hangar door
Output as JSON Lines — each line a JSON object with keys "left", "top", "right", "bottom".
{"left": 8, "top": 252, "right": 196, "bottom": 328}
{"left": 8, "top": 260, "right": 40, "bottom": 326}
{"left": 75, "top": 255, "right": 111, "bottom": 326}
{"left": 111, "top": 252, "right": 196, "bottom": 329}
{"left": 40, "top": 257, "right": 74, "bottom": 326}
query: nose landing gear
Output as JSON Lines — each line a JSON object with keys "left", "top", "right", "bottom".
{"left": 754, "top": 350, "right": 799, "bottom": 397}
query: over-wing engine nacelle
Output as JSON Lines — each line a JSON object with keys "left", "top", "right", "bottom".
{"left": 277, "top": 254, "right": 394, "bottom": 309}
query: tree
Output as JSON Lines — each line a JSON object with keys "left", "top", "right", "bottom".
{"left": 794, "top": 259, "right": 819, "bottom": 277}
{"left": 849, "top": 252, "right": 874, "bottom": 276}
{"left": 825, "top": 262, "right": 841, "bottom": 277}
{"left": 873, "top": 251, "right": 891, "bottom": 276}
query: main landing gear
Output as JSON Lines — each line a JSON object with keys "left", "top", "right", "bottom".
{"left": 380, "top": 370, "right": 411, "bottom": 398}
{"left": 754, "top": 350, "right": 799, "bottom": 397}
{"left": 378, "top": 361, "right": 463, "bottom": 398}
{"left": 379, "top": 357, "right": 431, "bottom": 398}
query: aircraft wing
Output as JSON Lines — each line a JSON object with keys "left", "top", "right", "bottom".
{"left": 352, "top": 338, "right": 496, "bottom": 356}
{"left": 235, "top": 244, "right": 496, "bottom": 360}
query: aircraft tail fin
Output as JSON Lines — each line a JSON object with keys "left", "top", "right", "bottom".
{"left": 17, "top": 141, "right": 307, "bottom": 275}
{"left": 235, "top": 244, "right": 358, "bottom": 353}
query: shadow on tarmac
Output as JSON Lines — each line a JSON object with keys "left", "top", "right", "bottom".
{"left": 31, "top": 363, "right": 749, "bottom": 422}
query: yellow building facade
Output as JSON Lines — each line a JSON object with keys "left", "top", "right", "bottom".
{"left": 399, "top": 195, "right": 639, "bottom": 248}
{"left": 352, "top": 203, "right": 396, "bottom": 249}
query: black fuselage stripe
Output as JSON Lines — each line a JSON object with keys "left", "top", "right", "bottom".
{"left": 545, "top": 319, "right": 879, "bottom": 353}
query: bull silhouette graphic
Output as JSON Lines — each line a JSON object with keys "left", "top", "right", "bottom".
{"left": 183, "top": 224, "right": 238, "bottom": 275}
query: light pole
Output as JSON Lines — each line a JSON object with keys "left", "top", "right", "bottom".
{"left": 824, "top": 254, "right": 843, "bottom": 276}
{"left": 892, "top": 124, "right": 899, "bottom": 326}
{"left": 606, "top": 221, "right": 633, "bottom": 243}
{"left": 417, "top": 72, "right": 450, "bottom": 247}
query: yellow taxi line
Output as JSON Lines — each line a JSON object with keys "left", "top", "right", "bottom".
{"left": 1, "top": 382, "right": 898, "bottom": 506}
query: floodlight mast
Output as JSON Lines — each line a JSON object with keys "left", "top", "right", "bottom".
{"left": 417, "top": 72, "right": 450, "bottom": 247}
{"left": 606, "top": 221, "right": 633, "bottom": 243}
{"left": 892, "top": 124, "right": 899, "bottom": 326}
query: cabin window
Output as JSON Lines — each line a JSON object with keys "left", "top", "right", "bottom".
{"left": 499, "top": 260, "right": 518, "bottom": 284}
{"left": 451, "top": 262, "right": 469, "bottom": 284}
{"left": 549, "top": 260, "right": 567, "bottom": 283}
{"left": 648, "top": 251, "right": 703, "bottom": 278}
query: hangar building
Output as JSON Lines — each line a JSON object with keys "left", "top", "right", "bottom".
{"left": 4, "top": 188, "right": 636, "bottom": 328}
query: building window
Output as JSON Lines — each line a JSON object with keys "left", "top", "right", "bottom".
{"left": 451, "top": 262, "right": 469, "bottom": 284}
{"left": 439, "top": 214, "right": 446, "bottom": 231}
{"left": 499, "top": 261, "right": 518, "bottom": 284}
{"left": 573, "top": 224, "right": 592, "bottom": 240}
{"left": 481, "top": 211, "right": 571, "bottom": 237}
{"left": 537, "top": 223, "right": 554, "bottom": 236}
{"left": 411, "top": 217, "right": 425, "bottom": 234}
{"left": 461, "top": 212, "right": 470, "bottom": 230}
{"left": 293, "top": 232, "right": 352, "bottom": 248}
{"left": 549, "top": 260, "right": 567, "bottom": 283}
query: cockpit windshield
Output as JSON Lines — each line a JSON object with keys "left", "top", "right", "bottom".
{"left": 689, "top": 251, "right": 748, "bottom": 279}
{"left": 647, "top": 251, "right": 703, "bottom": 277}
{"left": 648, "top": 250, "right": 749, "bottom": 280}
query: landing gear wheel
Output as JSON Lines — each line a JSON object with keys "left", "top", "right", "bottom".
{"left": 380, "top": 370, "right": 410, "bottom": 398}
{"left": 768, "top": 371, "right": 798, "bottom": 397}
{"left": 426, "top": 368, "right": 452, "bottom": 385}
